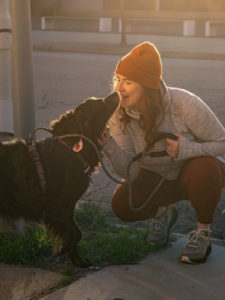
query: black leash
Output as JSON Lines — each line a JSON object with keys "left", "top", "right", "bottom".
{"left": 58, "top": 132, "right": 178, "bottom": 212}
{"left": 27, "top": 127, "right": 177, "bottom": 212}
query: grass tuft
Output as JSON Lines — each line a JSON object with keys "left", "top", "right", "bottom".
{"left": 75, "top": 202, "right": 155, "bottom": 265}
{"left": 0, "top": 203, "right": 157, "bottom": 267}
{"left": 0, "top": 227, "right": 55, "bottom": 266}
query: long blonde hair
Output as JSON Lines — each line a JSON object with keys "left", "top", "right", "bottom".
{"left": 113, "top": 76, "right": 166, "bottom": 150}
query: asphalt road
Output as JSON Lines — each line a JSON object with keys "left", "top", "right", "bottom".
{"left": 33, "top": 51, "right": 225, "bottom": 127}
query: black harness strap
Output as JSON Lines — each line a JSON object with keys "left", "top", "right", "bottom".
{"left": 27, "top": 127, "right": 53, "bottom": 194}
{"left": 27, "top": 143, "right": 47, "bottom": 194}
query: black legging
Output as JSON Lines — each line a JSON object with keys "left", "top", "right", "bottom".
{"left": 111, "top": 156, "right": 225, "bottom": 224}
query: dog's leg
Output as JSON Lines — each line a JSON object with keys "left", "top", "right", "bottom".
{"left": 65, "top": 220, "right": 91, "bottom": 268}
{"left": 44, "top": 207, "right": 91, "bottom": 267}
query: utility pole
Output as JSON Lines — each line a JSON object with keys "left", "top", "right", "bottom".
{"left": 10, "top": 0, "right": 35, "bottom": 139}
{"left": 0, "top": 0, "right": 14, "bottom": 142}
{"left": 0, "top": 0, "right": 35, "bottom": 234}
{"left": 0, "top": 0, "right": 18, "bottom": 234}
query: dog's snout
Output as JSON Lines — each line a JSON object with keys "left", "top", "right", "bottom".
{"left": 104, "top": 92, "right": 120, "bottom": 110}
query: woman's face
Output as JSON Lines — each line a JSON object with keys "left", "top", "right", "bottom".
{"left": 116, "top": 74, "right": 145, "bottom": 109}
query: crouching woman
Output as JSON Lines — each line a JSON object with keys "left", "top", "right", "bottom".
{"left": 99, "top": 42, "right": 225, "bottom": 264}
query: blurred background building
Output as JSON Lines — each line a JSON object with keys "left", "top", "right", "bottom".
{"left": 30, "top": 0, "right": 225, "bottom": 38}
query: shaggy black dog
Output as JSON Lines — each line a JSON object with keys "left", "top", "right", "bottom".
{"left": 0, "top": 92, "right": 119, "bottom": 267}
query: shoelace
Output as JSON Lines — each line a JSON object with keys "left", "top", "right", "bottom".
{"left": 149, "top": 214, "right": 168, "bottom": 234}
{"left": 186, "top": 230, "right": 210, "bottom": 248}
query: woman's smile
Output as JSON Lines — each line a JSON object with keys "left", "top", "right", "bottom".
{"left": 116, "top": 74, "right": 145, "bottom": 109}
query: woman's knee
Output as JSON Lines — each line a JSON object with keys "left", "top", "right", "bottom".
{"left": 111, "top": 185, "right": 132, "bottom": 222}
{"left": 180, "top": 157, "right": 225, "bottom": 187}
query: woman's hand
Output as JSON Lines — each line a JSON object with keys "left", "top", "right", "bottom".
{"left": 98, "top": 127, "right": 112, "bottom": 147}
{"left": 166, "top": 133, "right": 183, "bottom": 158}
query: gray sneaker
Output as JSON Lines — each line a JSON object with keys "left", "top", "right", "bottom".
{"left": 147, "top": 206, "right": 178, "bottom": 247}
{"left": 179, "top": 229, "right": 212, "bottom": 264}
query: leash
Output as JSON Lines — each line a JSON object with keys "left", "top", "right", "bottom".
{"left": 127, "top": 155, "right": 174, "bottom": 212}
{"left": 28, "top": 128, "right": 139, "bottom": 184}
{"left": 125, "top": 132, "right": 177, "bottom": 212}
{"left": 27, "top": 127, "right": 177, "bottom": 212}
{"left": 59, "top": 133, "right": 177, "bottom": 212}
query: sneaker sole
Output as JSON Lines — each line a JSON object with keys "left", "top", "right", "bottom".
{"left": 179, "top": 244, "right": 212, "bottom": 264}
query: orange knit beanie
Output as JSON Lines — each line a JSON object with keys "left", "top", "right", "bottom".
{"left": 116, "top": 42, "right": 162, "bottom": 89}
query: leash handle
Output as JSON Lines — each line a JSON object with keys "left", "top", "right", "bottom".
{"left": 154, "top": 132, "right": 178, "bottom": 143}
{"left": 132, "top": 132, "right": 178, "bottom": 162}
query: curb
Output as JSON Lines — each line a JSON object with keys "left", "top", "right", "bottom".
{"left": 33, "top": 43, "right": 225, "bottom": 61}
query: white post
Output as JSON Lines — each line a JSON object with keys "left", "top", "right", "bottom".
{"left": 0, "top": 0, "right": 14, "bottom": 140}
{"left": 10, "top": 0, "right": 35, "bottom": 139}
{"left": 99, "top": 17, "right": 112, "bottom": 32}
{"left": 183, "top": 20, "right": 196, "bottom": 36}
{"left": 41, "top": 16, "right": 46, "bottom": 30}
{"left": 205, "top": 21, "right": 211, "bottom": 37}
{"left": 155, "top": 0, "right": 160, "bottom": 11}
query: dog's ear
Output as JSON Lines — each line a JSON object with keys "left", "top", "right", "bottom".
{"left": 72, "top": 139, "right": 83, "bottom": 152}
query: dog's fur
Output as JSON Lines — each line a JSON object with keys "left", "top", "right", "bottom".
{"left": 0, "top": 92, "right": 119, "bottom": 267}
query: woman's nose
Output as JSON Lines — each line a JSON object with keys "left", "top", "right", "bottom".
{"left": 117, "top": 81, "right": 125, "bottom": 92}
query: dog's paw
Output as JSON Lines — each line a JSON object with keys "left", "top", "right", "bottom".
{"left": 52, "top": 244, "right": 67, "bottom": 256}
{"left": 71, "top": 255, "right": 91, "bottom": 268}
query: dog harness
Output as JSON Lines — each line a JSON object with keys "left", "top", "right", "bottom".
{"left": 27, "top": 142, "right": 47, "bottom": 194}
{"left": 26, "top": 128, "right": 94, "bottom": 194}
{"left": 26, "top": 127, "right": 52, "bottom": 194}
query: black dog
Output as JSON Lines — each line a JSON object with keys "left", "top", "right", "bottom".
{"left": 0, "top": 92, "right": 119, "bottom": 267}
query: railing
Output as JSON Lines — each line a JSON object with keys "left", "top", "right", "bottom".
{"left": 40, "top": 10, "right": 225, "bottom": 38}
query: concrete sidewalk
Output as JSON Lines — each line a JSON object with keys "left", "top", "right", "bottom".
{"left": 32, "top": 30, "right": 225, "bottom": 60}
{"left": 40, "top": 237, "right": 225, "bottom": 300}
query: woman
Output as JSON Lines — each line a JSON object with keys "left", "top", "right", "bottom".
{"left": 100, "top": 41, "right": 225, "bottom": 264}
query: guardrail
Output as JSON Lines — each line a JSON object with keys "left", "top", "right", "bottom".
{"left": 40, "top": 10, "right": 225, "bottom": 38}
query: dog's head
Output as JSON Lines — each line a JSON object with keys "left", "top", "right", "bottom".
{"left": 50, "top": 92, "right": 119, "bottom": 168}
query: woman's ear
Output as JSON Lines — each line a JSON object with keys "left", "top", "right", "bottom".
{"left": 72, "top": 139, "right": 83, "bottom": 152}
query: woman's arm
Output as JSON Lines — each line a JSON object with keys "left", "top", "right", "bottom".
{"left": 175, "top": 93, "right": 225, "bottom": 160}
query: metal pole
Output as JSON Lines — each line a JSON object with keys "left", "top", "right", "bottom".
{"left": 10, "top": 0, "right": 35, "bottom": 139}
{"left": 0, "top": 0, "right": 34, "bottom": 234}
{"left": 0, "top": 0, "right": 15, "bottom": 234}
{"left": 120, "top": 0, "right": 127, "bottom": 46}
{"left": 0, "top": 0, "right": 14, "bottom": 141}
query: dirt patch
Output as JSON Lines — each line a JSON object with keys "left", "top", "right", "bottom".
{"left": 0, "top": 263, "right": 66, "bottom": 300}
